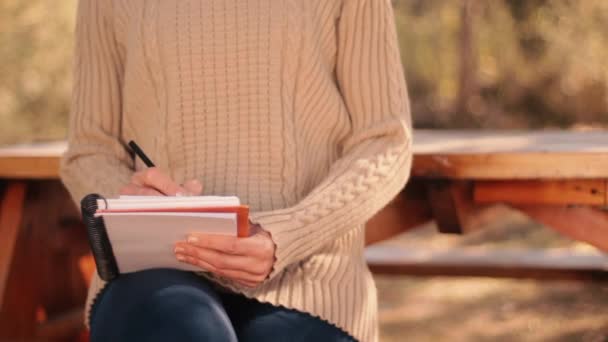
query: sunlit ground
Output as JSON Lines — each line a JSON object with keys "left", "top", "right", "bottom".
{"left": 375, "top": 208, "right": 608, "bottom": 342}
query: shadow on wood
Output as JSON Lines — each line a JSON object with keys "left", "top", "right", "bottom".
{"left": 0, "top": 180, "right": 88, "bottom": 341}
{"left": 365, "top": 180, "right": 433, "bottom": 246}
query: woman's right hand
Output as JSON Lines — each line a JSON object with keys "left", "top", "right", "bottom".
{"left": 119, "top": 167, "right": 203, "bottom": 196}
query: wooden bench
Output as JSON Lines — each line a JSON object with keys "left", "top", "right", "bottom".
{"left": 1, "top": 130, "right": 607, "bottom": 341}
{"left": 367, "top": 130, "right": 608, "bottom": 246}
{"left": 366, "top": 130, "right": 608, "bottom": 278}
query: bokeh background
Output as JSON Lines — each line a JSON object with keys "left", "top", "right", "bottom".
{"left": 2, "top": 0, "right": 608, "bottom": 145}
{"left": 1, "top": 0, "right": 607, "bottom": 341}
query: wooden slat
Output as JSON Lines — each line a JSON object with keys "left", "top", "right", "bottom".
{"left": 0, "top": 156, "right": 61, "bottom": 179}
{"left": 1, "top": 130, "right": 608, "bottom": 180}
{"left": 0, "top": 142, "right": 65, "bottom": 179}
{"left": 0, "top": 141, "right": 66, "bottom": 157}
{"left": 474, "top": 180, "right": 607, "bottom": 206}
{"left": 412, "top": 130, "right": 608, "bottom": 179}
{"left": 413, "top": 152, "right": 608, "bottom": 180}
{"left": 366, "top": 246, "right": 608, "bottom": 281}
{"left": 0, "top": 181, "right": 27, "bottom": 309}
{"left": 413, "top": 130, "right": 608, "bottom": 154}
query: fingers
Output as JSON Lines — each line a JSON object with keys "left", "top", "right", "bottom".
{"left": 119, "top": 184, "right": 163, "bottom": 196}
{"left": 186, "top": 233, "right": 274, "bottom": 258}
{"left": 131, "top": 167, "right": 185, "bottom": 195}
{"left": 174, "top": 247, "right": 266, "bottom": 288}
{"left": 121, "top": 170, "right": 202, "bottom": 197}
{"left": 182, "top": 179, "right": 203, "bottom": 196}
{"left": 174, "top": 231, "right": 276, "bottom": 288}
{"left": 174, "top": 243, "right": 271, "bottom": 276}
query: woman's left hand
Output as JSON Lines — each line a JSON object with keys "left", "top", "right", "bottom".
{"left": 174, "top": 224, "right": 276, "bottom": 288}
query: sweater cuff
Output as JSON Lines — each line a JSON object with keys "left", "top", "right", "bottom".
{"left": 249, "top": 142, "right": 413, "bottom": 280}
{"left": 249, "top": 209, "right": 307, "bottom": 279}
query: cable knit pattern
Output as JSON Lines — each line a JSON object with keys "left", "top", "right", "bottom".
{"left": 60, "top": 0, "right": 412, "bottom": 341}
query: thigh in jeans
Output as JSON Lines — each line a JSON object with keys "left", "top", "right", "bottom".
{"left": 90, "top": 269, "right": 237, "bottom": 342}
{"left": 221, "top": 292, "right": 357, "bottom": 342}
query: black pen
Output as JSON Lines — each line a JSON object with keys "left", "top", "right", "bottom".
{"left": 128, "top": 140, "right": 155, "bottom": 167}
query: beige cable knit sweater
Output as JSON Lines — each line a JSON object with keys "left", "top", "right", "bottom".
{"left": 60, "top": 0, "right": 412, "bottom": 341}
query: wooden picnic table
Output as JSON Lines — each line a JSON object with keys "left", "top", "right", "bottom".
{"left": 1, "top": 130, "right": 607, "bottom": 341}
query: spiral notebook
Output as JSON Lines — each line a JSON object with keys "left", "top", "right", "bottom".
{"left": 81, "top": 194, "right": 250, "bottom": 281}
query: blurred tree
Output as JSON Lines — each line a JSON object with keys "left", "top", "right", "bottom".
{"left": 455, "top": 0, "right": 479, "bottom": 126}
{"left": 0, "top": 0, "right": 606, "bottom": 146}
{"left": 0, "top": 0, "right": 76, "bottom": 144}
{"left": 394, "top": 0, "right": 608, "bottom": 129}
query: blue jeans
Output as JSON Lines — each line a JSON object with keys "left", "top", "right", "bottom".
{"left": 90, "top": 269, "right": 356, "bottom": 342}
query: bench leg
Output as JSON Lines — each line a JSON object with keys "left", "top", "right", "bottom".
{"left": 0, "top": 180, "right": 90, "bottom": 341}
{"left": 365, "top": 180, "right": 434, "bottom": 245}
{"left": 516, "top": 205, "right": 608, "bottom": 252}
{"left": 0, "top": 180, "right": 33, "bottom": 338}
{"left": 425, "top": 180, "right": 504, "bottom": 234}
{"left": 0, "top": 181, "right": 27, "bottom": 309}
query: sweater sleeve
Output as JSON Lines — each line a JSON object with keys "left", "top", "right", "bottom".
{"left": 250, "top": 0, "right": 413, "bottom": 279}
{"left": 60, "top": 0, "right": 134, "bottom": 205}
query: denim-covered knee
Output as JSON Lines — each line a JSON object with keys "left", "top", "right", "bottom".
{"left": 90, "top": 269, "right": 238, "bottom": 342}
{"left": 122, "top": 284, "right": 238, "bottom": 342}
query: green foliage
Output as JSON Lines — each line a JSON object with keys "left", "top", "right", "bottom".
{"left": 0, "top": 0, "right": 606, "bottom": 145}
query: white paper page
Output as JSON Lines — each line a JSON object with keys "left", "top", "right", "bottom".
{"left": 101, "top": 212, "right": 237, "bottom": 273}
{"left": 97, "top": 196, "right": 240, "bottom": 210}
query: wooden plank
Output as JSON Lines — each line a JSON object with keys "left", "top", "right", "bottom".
{"left": 365, "top": 180, "right": 433, "bottom": 245}
{"left": 366, "top": 245, "right": 608, "bottom": 281}
{"left": 474, "top": 180, "right": 607, "bottom": 206}
{"left": 2, "top": 130, "right": 608, "bottom": 180}
{"left": 0, "top": 156, "right": 61, "bottom": 179}
{"left": 413, "top": 152, "right": 608, "bottom": 180}
{"left": 413, "top": 129, "right": 608, "bottom": 179}
{"left": 413, "top": 130, "right": 608, "bottom": 154}
{"left": 0, "top": 141, "right": 66, "bottom": 157}
{"left": 0, "top": 142, "right": 65, "bottom": 179}
{"left": 0, "top": 181, "right": 27, "bottom": 309}
{"left": 516, "top": 205, "right": 608, "bottom": 252}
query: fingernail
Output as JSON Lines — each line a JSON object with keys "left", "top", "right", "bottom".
{"left": 187, "top": 236, "right": 198, "bottom": 244}
{"left": 174, "top": 246, "right": 184, "bottom": 254}
{"left": 175, "top": 192, "right": 184, "bottom": 197}
{"left": 193, "top": 181, "right": 202, "bottom": 192}
{"left": 176, "top": 254, "right": 185, "bottom": 261}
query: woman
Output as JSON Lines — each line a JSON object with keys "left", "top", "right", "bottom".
{"left": 60, "top": 0, "right": 412, "bottom": 341}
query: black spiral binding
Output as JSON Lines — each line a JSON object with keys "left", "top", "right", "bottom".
{"left": 81, "top": 194, "right": 119, "bottom": 281}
